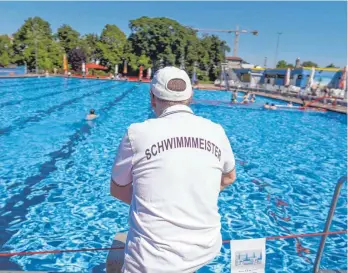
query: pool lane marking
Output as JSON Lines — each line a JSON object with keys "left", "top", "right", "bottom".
{"left": 0, "top": 80, "right": 109, "bottom": 109}
{"left": 0, "top": 79, "right": 66, "bottom": 96}
{"left": 0, "top": 230, "right": 346, "bottom": 257}
{"left": 0, "top": 85, "right": 139, "bottom": 247}
{"left": 0, "top": 82, "right": 128, "bottom": 135}
{"left": 0, "top": 78, "right": 61, "bottom": 89}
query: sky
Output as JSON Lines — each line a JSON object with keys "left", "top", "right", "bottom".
{"left": 0, "top": 1, "right": 347, "bottom": 68}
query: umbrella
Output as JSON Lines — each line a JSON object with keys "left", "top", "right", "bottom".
{"left": 115, "top": 64, "right": 119, "bottom": 76}
{"left": 85, "top": 63, "right": 107, "bottom": 70}
{"left": 139, "top": 65, "right": 143, "bottom": 80}
{"left": 339, "top": 66, "right": 347, "bottom": 90}
{"left": 82, "top": 62, "right": 86, "bottom": 73}
{"left": 307, "top": 67, "right": 315, "bottom": 88}
{"left": 284, "top": 68, "right": 291, "bottom": 86}
{"left": 63, "top": 54, "right": 68, "bottom": 74}
{"left": 147, "top": 68, "right": 152, "bottom": 79}
{"left": 123, "top": 60, "right": 128, "bottom": 74}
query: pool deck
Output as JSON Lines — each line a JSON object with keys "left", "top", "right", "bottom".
{"left": 0, "top": 74, "right": 40, "bottom": 79}
{"left": 198, "top": 84, "right": 347, "bottom": 114}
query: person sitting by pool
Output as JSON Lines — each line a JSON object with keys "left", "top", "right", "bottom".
{"left": 86, "top": 109, "right": 98, "bottom": 120}
{"left": 242, "top": 92, "right": 250, "bottom": 104}
{"left": 264, "top": 102, "right": 270, "bottom": 109}
{"left": 250, "top": 93, "right": 256, "bottom": 103}
{"left": 301, "top": 98, "right": 308, "bottom": 107}
{"left": 270, "top": 103, "right": 277, "bottom": 110}
{"left": 231, "top": 91, "right": 238, "bottom": 103}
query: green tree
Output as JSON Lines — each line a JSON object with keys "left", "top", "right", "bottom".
{"left": 326, "top": 63, "right": 338, "bottom": 68}
{"left": 128, "top": 17, "right": 192, "bottom": 69}
{"left": 127, "top": 17, "right": 228, "bottom": 80}
{"left": 0, "top": 35, "right": 13, "bottom": 67}
{"left": 81, "top": 33, "right": 100, "bottom": 62}
{"left": 276, "top": 60, "right": 288, "bottom": 68}
{"left": 302, "top": 61, "right": 318, "bottom": 67}
{"left": 12, "top": 17, "right": 63, "bottom": 71}
{"left": 97, "top": 24, "right": 127, "bottom": 68}
{"left": 57, "top": 24, "right": 80, "bottom": 54}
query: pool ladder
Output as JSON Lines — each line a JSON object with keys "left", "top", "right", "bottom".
{"left": 313, "top": 175, "right": 347, "bottom": 273}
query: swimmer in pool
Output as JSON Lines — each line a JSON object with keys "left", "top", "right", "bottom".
{"left": 242, "top": 92, "right": 250, "bottom": 104}
{"left": 264, "top": 102, "right": 270, "bottom": 109}
{"left": 270, "top": 103, "right": 277, "bottom": 110}
{"left": 287, "top": 101, "right": 293, "bottom": 107}
{"left": 231, "top": 91, "right": 238, "bottom": 103}
{"left": 250, "top": 93, "right": 256, "bottom": 103}
{"left": 86, "top": 109, "right": 98, "bottom": 120}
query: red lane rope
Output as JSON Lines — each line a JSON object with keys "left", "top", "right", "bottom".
{"left": 0, "top": 230, "right": 346, "bottom": 257}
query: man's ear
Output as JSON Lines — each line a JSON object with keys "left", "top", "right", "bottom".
{"left": 151, "top": 92, "right": 156, "bottom": 108}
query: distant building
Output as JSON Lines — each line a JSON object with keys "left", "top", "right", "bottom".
{"left": 225, "top": 56, "right": 244, "bottom": 68}
{"left": 295, "top": 57, "right": 301, "bottom": 68}
{"left": 225, "top": 56, "right": 260, "bottom": 69}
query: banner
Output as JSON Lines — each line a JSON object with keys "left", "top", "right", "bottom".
{"left": 230, "top": 238, "right": 266, "bottom": 273}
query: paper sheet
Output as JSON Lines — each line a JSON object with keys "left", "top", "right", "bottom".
{"left": 230, "top": 238, "right": 266, "bottom": 273}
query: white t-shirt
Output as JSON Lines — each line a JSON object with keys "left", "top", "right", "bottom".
{"left": 112, "top": 104, "right": 235, "bottom": 273}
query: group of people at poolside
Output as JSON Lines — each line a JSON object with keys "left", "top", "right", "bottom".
{"left": 231, "top": 91, "right": 256, "bottom": 104}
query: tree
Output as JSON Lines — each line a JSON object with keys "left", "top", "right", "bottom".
{"left": 127, "top": 17, "right": 228, "bottom": 79}
{"left": 302, "top": 61, "right": 318, "bottom": 67}
{"left": 81, "top": 33, "right": 100, "bottom": 62}
{"left": 0, "top": 35, "right": 13, "bottom": 67}
{"left": 276, "top": 60, "right": 294, "bottom": 69}
{"left": 57, "top": 24, "right": 80, "bottom": 54}
{"left": 326, "top": 63, "right": 338, "bottom": 68}
{"left": 97, "top": 24, "right": 127, "bottom": 67}
{"left": 276, "top": 60, "right": 288, "bottom": 68}
{"left": 12, "top": 17, "right": 63, "bottom": 71}
{"left": 128, "top": 17, "right": 192, "bottom": 69}
{"left": 68, "top": 47, "right": 86, "bottom": 71}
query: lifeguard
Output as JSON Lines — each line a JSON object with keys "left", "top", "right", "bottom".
{"left": 109, "top": 66, "right": 236, "bottom": 273}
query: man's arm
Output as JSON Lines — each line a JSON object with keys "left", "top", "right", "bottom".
{"left": 220, "top": 126, "right": 236, "bottom": 191}
{"left": 110, "top": 132, "right": 134, "bottom": 205}
{"left": 220, "top": 168, "right": 236, "bottom": 191}
{"left": 110, "top": 180, "right": 133, "bottom": 205}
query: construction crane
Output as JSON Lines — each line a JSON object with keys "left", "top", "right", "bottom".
{"left": 190, "top": 25, "right": 258, "bottom": 57}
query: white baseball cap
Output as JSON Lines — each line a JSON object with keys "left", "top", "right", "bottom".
{"left": 150, "top": 66, "right": 193, "bottom": 101}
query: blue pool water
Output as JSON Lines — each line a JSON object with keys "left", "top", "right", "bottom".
{"left": 0, "top": 77, "right": 346, "bottom": 272}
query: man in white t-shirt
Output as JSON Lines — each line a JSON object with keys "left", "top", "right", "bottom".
{"left": 109, "top": 66, "right": 236, "bottom": 273}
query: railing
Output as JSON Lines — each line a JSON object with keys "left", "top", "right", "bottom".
{"left": 313, "top": 176, "right": 347, "bottom": 273}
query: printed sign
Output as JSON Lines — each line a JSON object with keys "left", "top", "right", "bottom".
{"left": 230, "top": 238, "right": 266, "bottom": 273}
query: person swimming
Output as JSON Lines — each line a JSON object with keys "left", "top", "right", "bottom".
{"left": 264, "top": 102, "right": 270, "bottom": 109}
{"left": 270, "top": 103, "right": 277, "bottom": 110}
{"left": 231, "top": 91, "right": 238, "bottom": 103}
{"left": 250, "top": 93, "right": 256, "bottom": 103}
{"left": 86, "top": 109, "right": 98, "bottom": 120}
{"left": 287, "top": 101, "right": 293, "bottom": 107}
{"left": 242, "top": 92, "right": 250, "bottom": 104}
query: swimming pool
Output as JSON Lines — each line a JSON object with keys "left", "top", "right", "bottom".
{"left": 0, "top": 77, "right": 346, "bottom": 272}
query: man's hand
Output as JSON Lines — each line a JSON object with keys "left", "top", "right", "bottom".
{"left": 220, "top": 168, "right": 236, "bottom": 191}
{"left": 110, "top": 179, "right": 133, "bottom": 205}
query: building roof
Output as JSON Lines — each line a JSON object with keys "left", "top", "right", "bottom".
{"left": 225, "top": 56, "right": 243, "bottom": 61}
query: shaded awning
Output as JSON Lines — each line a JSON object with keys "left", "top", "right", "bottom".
{"left": 85, "top": 63, "right": 107, "bottom": 70}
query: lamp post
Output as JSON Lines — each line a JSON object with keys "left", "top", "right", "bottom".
{"left": 274, "top": 32, "right": 282, "bottom": 68}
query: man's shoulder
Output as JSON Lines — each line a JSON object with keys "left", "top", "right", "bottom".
{"left": 193, "top": 115, "right": 226, "bottom": 133}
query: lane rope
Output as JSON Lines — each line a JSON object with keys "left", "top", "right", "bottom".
{"left": 0, "top": 230, "right": 346, "bottom": 257}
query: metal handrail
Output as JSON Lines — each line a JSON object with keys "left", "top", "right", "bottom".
{"left": 313, "top": 175, "right": 347, "bottom": 273}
